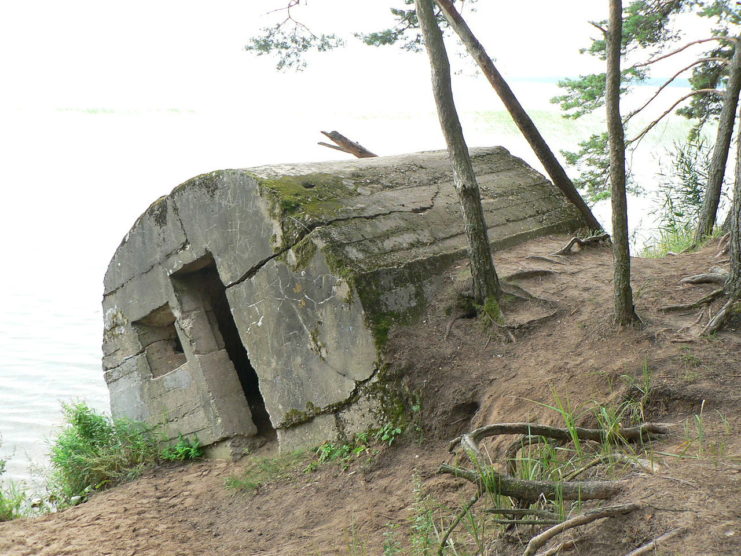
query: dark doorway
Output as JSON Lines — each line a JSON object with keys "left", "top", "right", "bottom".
{"left": 174, "top": 257, "right": 275, "bottom": 439}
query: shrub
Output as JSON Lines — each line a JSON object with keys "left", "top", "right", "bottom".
{"left": 49, "top": 403, "right": 160, "bottom": 501}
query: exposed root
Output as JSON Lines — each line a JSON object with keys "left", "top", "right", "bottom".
{"left": 624, "top": 527, "right": 686, "bottom": 556}
{"left": 522, "top": 503, "right": 641, "bottom": 556}
{"left": 537, "top": 538, "right": 580, "bottom": 556}
{"left": 438, "top": 463, "right": 623, "bottom": 502}
{"left": 679, "top": 269, "right": 728, "bottom": 285}
{"left": 526, "top": 255, "right": 566, "bottom": 265}
{"left": 552, "top": 233, "right": 610, "bottom": 256}
{"left": 449, "top": 422, "right": 670, "bottom": 454}
{"left": 715, "top": 232, "right": 731, "bottom": 258}
{"left": 441, "top": 422, "right": 668, "bottom": 505}
{"left": 658, "top": 288, "right": 724, "bottom": 312}
{"left": 503, "top": 269, "right": 559, "bottom": 281}
{"left": 700, "top": 293, "right": 741, "bottom": 336}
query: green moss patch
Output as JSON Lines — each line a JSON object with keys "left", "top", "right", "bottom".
{"left": 255, "top": 173, "right": 357, "bottom": 218}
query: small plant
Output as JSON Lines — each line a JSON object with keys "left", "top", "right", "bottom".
{"left": 374, "top": 423, "right": 403, "bottom": 447}
{"left": 382, "top": 523, "right": 402, "bottom": 555}
{"left": 160, "top": 435, "right": 204, "bottom": 462}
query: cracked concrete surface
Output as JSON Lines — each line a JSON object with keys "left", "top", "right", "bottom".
{"left": 101, "top": 147, "right": 585, "bottom": 454}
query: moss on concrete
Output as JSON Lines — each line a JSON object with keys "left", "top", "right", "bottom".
{"left": 254, "top": 173, "right": 357, "bottom": 219}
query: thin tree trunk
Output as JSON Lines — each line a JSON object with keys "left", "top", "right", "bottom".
{"left": 607, "top": 0, "right": 639, "bottom": 325}
{"left": 695, "top": 36, "right": 741, "bottom": 242}
{"left": 415, "top": 0, "right": 502, "bottom": 304}
{"left": 434, "top": 0, "right": 602, "bottom": 232}
{"left": 727, "top": 103, "right": 741, "bottom": 297}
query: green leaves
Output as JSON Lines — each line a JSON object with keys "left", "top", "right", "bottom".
{"left": 245, "top": 24, "right": 343, "bottom": 71}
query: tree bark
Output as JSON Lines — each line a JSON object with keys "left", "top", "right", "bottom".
{"left": 695, "top": 36, "right": 741, "bottom": 242}
{"left": 415, "top": 0, "right": 502, "bottom": 303}
{"left": 434, "top": 0, "right": 602, "bottom": 232}
{"left": 607, "top": 0, "right": 640, "bottom": 325}
{"left": 727, "top": 103, "right": 741, "bottom": 297}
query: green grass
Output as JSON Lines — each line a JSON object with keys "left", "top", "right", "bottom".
{"left": 48, "top": 402, "right": 202, "bottom": 504}
{"left": 0, "top": 480, "right": 25, "bottom": 522}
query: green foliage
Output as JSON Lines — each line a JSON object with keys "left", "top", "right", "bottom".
{"left": 0, "top": 443, "right": 26, "bottom": 522}
{"left": 49, "top": 403, "right": 160, "bottom": 501}
{"left": 374, "top": 423, "right": 403, "bottom": 446}
{"left": 245, "top": 22, "right": 343, "bottom": 71}
{"left": 0, "top": 480, "right": 25, "bottom": 522}
{"left": 160, "top": 435, "right": 204, "bottom": 462}
{"left": 554, "top": 1, "right": 737, "bottom": 198}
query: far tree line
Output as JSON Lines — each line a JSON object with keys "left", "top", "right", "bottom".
{"left": 246, "top": 0, "right": 741, "bottom": 333}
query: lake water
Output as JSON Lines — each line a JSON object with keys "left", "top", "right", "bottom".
{"left": 0, "top": 79, "right": 714, "bottom": 489}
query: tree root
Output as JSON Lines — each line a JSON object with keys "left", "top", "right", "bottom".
{"left": 522, "top": 503, "right": 641, "bottom": 556}
{"left": 441, "top": 422, "right": 668, "bottom": 504}
{"left": 679, "top": 270, "right": 728, "bottom": 285}
{"left": 624, "top": 527, "right": 685, "bottom": 556}
{"left": 700, "top": 292, "right": 741, "bottom": 335}
{"left": 503, "top": 269, "right": 559, "bottom": 281}
{"left": 526, "top": 255, "right": 566, "bottom": 265}
{"left": 715, "top": 232, "right": 731, "bottom": 257}
{"left": 551, "top": 233, "right": 610, "bottom": 256}
{"left": 449, "top": 422, "right": 670, "bottom": 454}
{"left": 438, "top": 463, "right": 624, "bottom": 502}
{"left": 658, "top": 288, "right": 724, "bottom": 312}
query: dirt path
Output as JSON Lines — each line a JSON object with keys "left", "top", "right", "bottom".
{"left": 2, "top": 235, "right": 740, "bottom": 555}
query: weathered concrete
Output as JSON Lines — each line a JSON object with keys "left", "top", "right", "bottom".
{"left": 102, "top": 147, "right": 585, "bottom": 455}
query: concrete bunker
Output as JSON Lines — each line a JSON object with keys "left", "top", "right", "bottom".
{"left": 102, "top": 147, "right": 587, "bottom": 456}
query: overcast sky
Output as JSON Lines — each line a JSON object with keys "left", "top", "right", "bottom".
{"left": 0, "top": 1, "right": 712, "bottom": 292}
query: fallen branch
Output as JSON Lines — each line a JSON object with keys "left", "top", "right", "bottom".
{"left": 318, "top": 130, "right": 378, "bottom": 158}
{"left": 552, "top": 233, "right": 610, "bottom": 256}
{"left": 624, "top": 527, "right": 685, "bottom": 556}
{"left": 659, "top": 288, "right": 725, "bottom": 312}
{"left": 522, "top": 503, "right": 641, "bottom": 556}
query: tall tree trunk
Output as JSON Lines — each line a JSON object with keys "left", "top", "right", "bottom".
{"left": 607, "top": 0, "right": 639, "bottom": 326}
{"left": 434, "top": 0, "right": 602, "bottom": 232}
{"left": 415, "top": 0, "right": 502, "bottom": 304}
{"left": 727, "top": 104, "right": 741, "bottom": 298}
{"left": 694, "top": 36, "right": 741, "bottom": 243}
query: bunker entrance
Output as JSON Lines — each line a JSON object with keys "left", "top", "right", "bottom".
{"left": 173, "top": 256, "right": 274, "bottom": 439}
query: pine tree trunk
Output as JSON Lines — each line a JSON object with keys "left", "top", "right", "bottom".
{"left": 434, "top": 0, "right": 602, "bottom": 232}
{"left": 694, "top": 36, "right": 741, "bottom": 243}
{"left": 727, "top": 104, "right": 741, "bottom": 298}
{"left": 607, "top": 0, "right": 639, "bottom": 326}
{"left": 415, "top": 0, "right": 502, "bottom": 303}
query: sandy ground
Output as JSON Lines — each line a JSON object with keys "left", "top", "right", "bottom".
{"left": 1, "top": 235, "right": 739, "bottom": 555}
